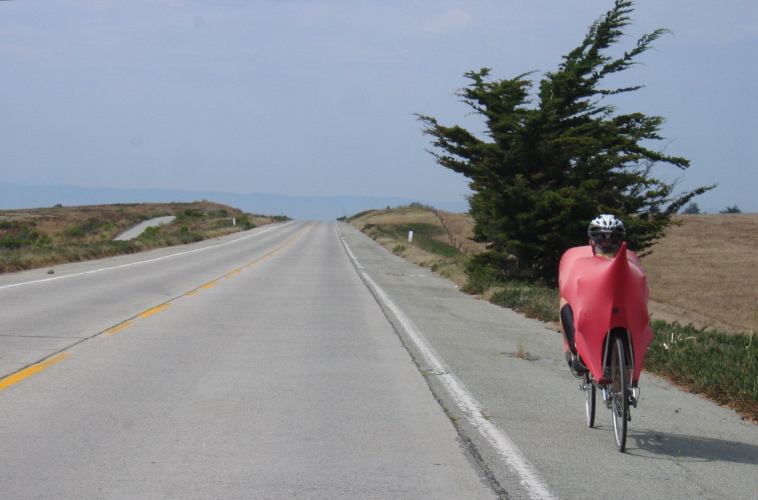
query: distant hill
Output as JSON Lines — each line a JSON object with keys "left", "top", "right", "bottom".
{"left": 0, "top": 182, "right": 469, "bottom": 221}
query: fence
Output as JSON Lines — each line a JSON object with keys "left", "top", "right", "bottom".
{"left": 430, "top": 208, "right": 478, "bottom": 255}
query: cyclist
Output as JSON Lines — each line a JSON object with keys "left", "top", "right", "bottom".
{"left": 558, "top": 214, "right": 630, "bottom": 373}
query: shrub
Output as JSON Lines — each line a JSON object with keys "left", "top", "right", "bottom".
{"left": 0, "top": 235, "right": 27, "bottom": 249}
{"left": 490, "top": 281, "right": 559, "bottom": 322}
{"left": 66, "top": 227, "right": 85, "bottom": 238}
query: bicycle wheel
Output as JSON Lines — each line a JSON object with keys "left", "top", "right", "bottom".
{"left": 584, "top": 372, "right": 596, "bottom": 428}
{"left": 610, "top": 335, "right": 629, "bottom": 452}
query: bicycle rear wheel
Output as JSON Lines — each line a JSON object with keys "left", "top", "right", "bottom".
{"left": 610, "top": 335, "right": 629, "bottom": 452}
{"left": 583, "top": 372, "right": 595, "bottom": 428}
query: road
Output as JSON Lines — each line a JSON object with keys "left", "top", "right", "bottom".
{"left": 113, "top": 215, "right": 177, "bottom": 240}
{"left": 0, "top": 221, "right": 755, "bottom": 499}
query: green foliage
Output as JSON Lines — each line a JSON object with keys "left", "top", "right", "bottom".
{"left": 681, "top": 202, "right": 701, "bottom": 214}
{"left": 138, "top": 226, "right": 161, "bottom": 240}
{"left": 0, "top": 220, "right": 48, "bottom": 249}
{"left": 236, "top": 215, "right": 254, "bottom": 229}
{"left": 66, "top": 227, "right": 85, "bottom": 238}
{"left": 179, "top": 208, "right": 205, "bottom": 219}
{"left": 176, "top": 231, "right": 204, "bottom": 244}
{"left": 418, "top": 0, "right": 714, "bottom": 284}
{"left": 489, "top": 281, "right": 559, "bottom": 322}
{"left": 646, "top": 320, "right": 757, "bottom": 420}
{"left": 0, "top": 235, "right": 27, "bottom": 249}
{"left": 720, "top": 205, "right": 742, "bottom": 214}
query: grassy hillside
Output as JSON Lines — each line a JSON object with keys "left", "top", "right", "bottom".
{"left": 0, "top": 201, "right": 288, "bottom": 273}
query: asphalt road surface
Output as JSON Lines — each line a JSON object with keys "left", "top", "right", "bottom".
{"left": 0, "top": 221, "right": 755, "bottom": 499}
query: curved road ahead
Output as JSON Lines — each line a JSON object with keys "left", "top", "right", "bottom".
{"left": 0, "top": 221, "right": 755, "bottom": 499}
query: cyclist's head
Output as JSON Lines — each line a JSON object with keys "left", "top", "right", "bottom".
{"left": 588, "top": 214, "right": 625, "bottom": 256}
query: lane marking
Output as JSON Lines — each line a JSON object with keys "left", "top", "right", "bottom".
{"left": 138, "top": 303, "right": 172, "bottom": 318}
{"left": 0, "top": 353, "right": 73, "bottom": 391}
{"left": 337, "top": 224, "right": 557, "bottom": 500}
{"left": 0, "top": 223, "right": 290, "bottom": 291}
{"left": 104, "top": 322, "right": 134, "bottom": 335}
{"left": 0, "top": 223, "right": 315, "bottom": 393}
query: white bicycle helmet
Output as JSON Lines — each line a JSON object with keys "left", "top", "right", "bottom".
{"left": 588, "top": 214, "right": 625, "bottom": 254}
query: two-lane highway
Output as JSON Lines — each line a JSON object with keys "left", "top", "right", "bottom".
{"left": 0, "top": 221, "right": 494, "bottom": 499}
{"left": 1, "top": 220, "right": 756, "bottom": 499}
{"left": 0, "top": 221, "right": 305, "bottom": 377}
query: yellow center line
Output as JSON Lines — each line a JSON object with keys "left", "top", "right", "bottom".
{"left": 0, "top": 353, "right": 73, "bottom": 391}
{"left": 104, "top": 321, "right": 134, "bottom": 335}
{"left": 242, "top": 222, "right": 315, "bottom": 267}
{"left": 138, "top": 303, "right": 172, "bottom": 318}
{"left": 0, "top": 224, "right": 319, "bottom": 392}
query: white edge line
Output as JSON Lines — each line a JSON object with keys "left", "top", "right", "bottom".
{"left": 337, "top": 223, "right": 557, "bottom": 500}
{"left": 0, "top": 223, "right": 287, "bottom": 290}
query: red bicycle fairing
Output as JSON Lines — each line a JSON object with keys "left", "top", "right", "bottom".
{"left": 559, "top": 242, "right": 653, "bottom": 382}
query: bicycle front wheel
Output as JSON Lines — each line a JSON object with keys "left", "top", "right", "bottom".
{"left": 610, "top": 335, "right": 629, "bottom": 452}
{"left": 584, "top": 372, "right": 596, "bottom": 428}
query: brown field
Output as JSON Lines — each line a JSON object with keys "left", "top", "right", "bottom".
{"left": 641, "top": 214, "right": 758, "bottom": 334}
{"left": 351, "top": 208, "right": 758, "bottom": 335}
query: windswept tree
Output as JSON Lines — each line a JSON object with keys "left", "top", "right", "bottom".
{"left": 418, "top": 0, "right": 714, "bottom": 284}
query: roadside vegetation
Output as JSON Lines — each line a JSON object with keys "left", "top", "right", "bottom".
{"left": 347, "top": 206, "right": 758, "bottom": 422}
{"left": 0, "top": 201, "right": 289, "bottom": 273}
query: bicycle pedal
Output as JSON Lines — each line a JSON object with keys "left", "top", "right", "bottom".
{"left": 630, "top": 387, "right": 640, "bottom": 407}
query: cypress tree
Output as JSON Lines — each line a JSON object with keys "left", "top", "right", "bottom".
{"left": 418, "top": 0, "right": 714, "bottom": 284}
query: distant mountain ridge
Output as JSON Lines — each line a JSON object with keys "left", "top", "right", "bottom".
{"left": 0, "top": 182, "right": 469, "bottom": 220}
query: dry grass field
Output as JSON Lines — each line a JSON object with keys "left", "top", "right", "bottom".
{"left": 351, "top": 208, "right": 758, "bottom": 335}
{"left": 641, "top": 214, "right": 758, "bottom": 334}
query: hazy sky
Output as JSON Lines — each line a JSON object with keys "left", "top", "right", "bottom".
{"left": 1, "top": 0, "right": 755, "bottom": 212}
